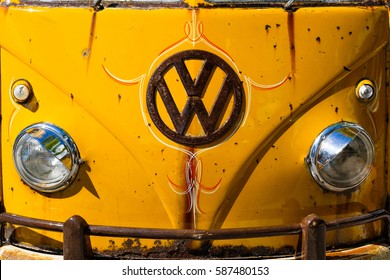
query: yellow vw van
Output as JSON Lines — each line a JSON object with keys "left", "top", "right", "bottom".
{"left": 0, "top": 0, "right": 389, "bottom": 259}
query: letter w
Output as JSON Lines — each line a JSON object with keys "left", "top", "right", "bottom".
{"left": 155, "top": 58, "right": 233, "bottom": 136}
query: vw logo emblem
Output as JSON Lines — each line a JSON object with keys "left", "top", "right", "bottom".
{"left": 146, "top": 50, "right": 244, "bottom": 147}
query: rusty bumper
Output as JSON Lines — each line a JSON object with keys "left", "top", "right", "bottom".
{"left": 1, "top": 210, "right": 390, "bottom": 260}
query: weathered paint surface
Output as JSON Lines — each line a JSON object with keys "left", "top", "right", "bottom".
{"left": 0, "top": 0, "right": 389, "bottom": 257}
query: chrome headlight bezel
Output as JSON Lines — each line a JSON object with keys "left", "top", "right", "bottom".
{"left": 306, "top": 122, "right": 374, "bottom": 192}
{"left": 12, "top": 123, "right": 81, "bottom": 193}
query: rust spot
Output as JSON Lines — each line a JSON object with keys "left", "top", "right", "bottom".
{"left": 82, "top": 49, "right": 90, "bottom": 58}
{"left": 265, "top": 24, "right": 271, "bottom": 31}
{"left": 316, "top": 36, "right": 321, "bottom": 43}
{"left": 98, "top": 240, "right": 295, "bottom": 259}
{"left": 88, "top": 13, "right": 98, "bottom": 52}
{"left": 287, "top": 12, "right": 296, "bottom": 74}
{"left": 108, "top": 240, "right": 117, "bottom": 250}
{"left": 335, "top": 107, "right": 339, "bottom": 113}
{"left": 343, "top": 66, "right": 351, "bottom": 72}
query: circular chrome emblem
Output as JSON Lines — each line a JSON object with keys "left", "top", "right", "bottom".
{"left": 146, "top": 50, "right": 244, "bottom": 147}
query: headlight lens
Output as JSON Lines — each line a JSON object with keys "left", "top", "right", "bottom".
{"left": 13, "top": 123, "right": 81, "bottom": 192}
{"left": 306, "top": 122, "right": 374, "bottom": 192}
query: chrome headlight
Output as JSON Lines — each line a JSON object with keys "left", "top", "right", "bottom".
{"left": 13, "top": 123, "right": 81, "bottom": 193}
{"left": 306, "top": 122, "right": 374, "bottom": 192}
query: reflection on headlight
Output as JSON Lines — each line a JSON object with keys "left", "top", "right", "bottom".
{"left": 306, "top": 122, "right": 374, "bottom": 192}
{"left": 13, "top": 123, "right": 81, "bottom": 193}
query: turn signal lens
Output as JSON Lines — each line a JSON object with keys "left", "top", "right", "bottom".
{"left": 355, "top": 79, "right": 376, "bottom": 102}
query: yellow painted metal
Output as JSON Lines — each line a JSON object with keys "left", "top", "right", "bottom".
{"left": 0, "top": 2, "right": 389, "bottom": 257}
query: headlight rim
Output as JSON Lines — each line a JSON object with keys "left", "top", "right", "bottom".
{"left": 306, "top": 122, "right": 374, "bottom": 193}
{"left": 12, "top": 122, "right": 81, "bottom": 193}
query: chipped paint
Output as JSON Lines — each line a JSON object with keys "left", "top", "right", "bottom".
{"left": 0, "top": 1, "right": 389, "bottom": 259}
